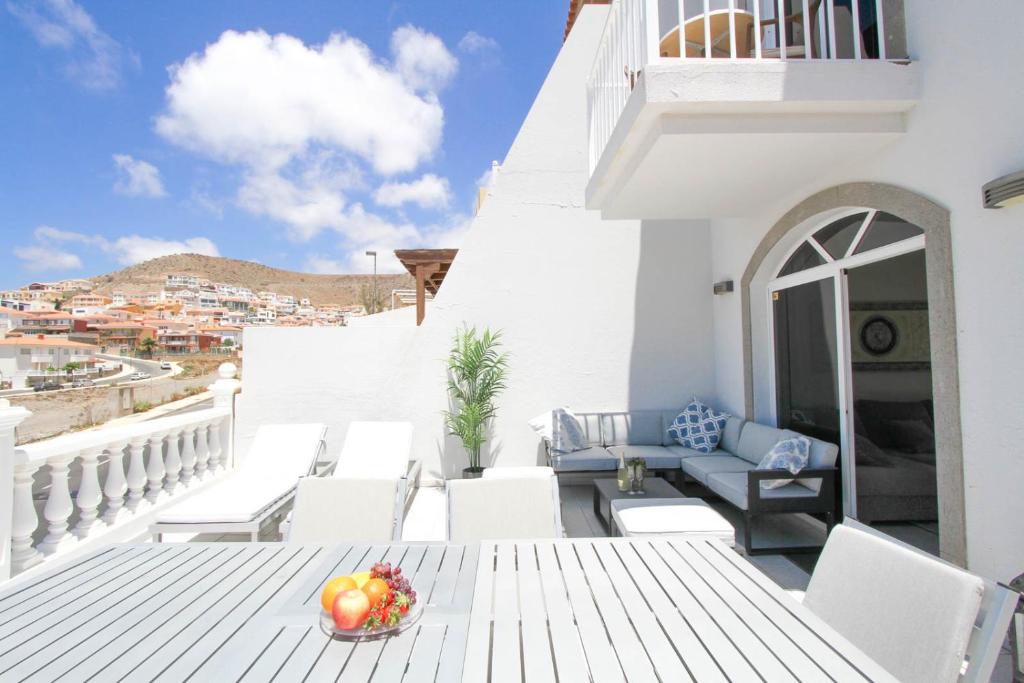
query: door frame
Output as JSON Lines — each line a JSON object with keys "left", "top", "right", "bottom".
{"left": 766, "top": 208, "right": 927, "bottom": 519}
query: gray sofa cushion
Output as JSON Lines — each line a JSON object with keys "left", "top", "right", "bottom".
{"left": 782, "top": 429, "right": 839, "bottom": 493}
{"left": 720, "top": 417, "right": 744, "bottom": 454}
{"left": 606, "top": 445, "right": 682, "bottom": 469}
{"left": 548, "top": 446, "right": 617, "bottom": 472}
{"left": 734, "top": 422, "right": 785, "bottom": 465}
{"left": 601, "top": 411, "right": 663, "bottom": 447}
{"left": 706, "top": 471, "right": 818, "bottom": 510}
{"left": 665, "top": 444, "right": 717, "bottom": 460}
{"left": 680, "top": 455, "right": 754, "bottom": 485}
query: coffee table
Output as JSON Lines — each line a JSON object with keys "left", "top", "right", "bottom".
{"left": 592, "top": 477, "right": 684, "bottom": 532}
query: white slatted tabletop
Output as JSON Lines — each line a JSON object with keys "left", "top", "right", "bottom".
{"left": 0, "top": 538, "right": 898, "bottom": 681}
{"left": 464, "top": 537, "right": 900, "bottom": 683}
{"left": 0, "top": 542, "right": 478, "bottom": 682}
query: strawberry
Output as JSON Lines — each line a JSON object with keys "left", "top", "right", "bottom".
{"left": 363, "top": 610, "right": 383, "bottom": 631}
{"left": 393, "top": 591, "right": 411, "bottom": 615}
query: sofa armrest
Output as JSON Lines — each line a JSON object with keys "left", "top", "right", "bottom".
{"left": 745, "top": 467, "right": 837, "bottom": 515}
{"left": 406, "top": 459, "right": 422, "bottom": 490}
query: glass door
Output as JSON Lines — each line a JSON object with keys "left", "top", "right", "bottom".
{"left": 771, "top": 277, "right": 841, "bottom": 455}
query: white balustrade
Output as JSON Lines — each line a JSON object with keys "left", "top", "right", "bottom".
{"left": 102, "top": 440, "right": 129, "bottom": 525}
{"left": 0, "top": 363, "right": 241, "bottom": 580}
{"left": 145, "top": 432, "right": 167, "bottom": 504}
{"left": 194, "top": 424, "right": 210, "bottom": 479}
{"left": 73, "top": 446, "right": 104, "bottom": 538}
{"left": 586, "top": 0, "right": 907, "bottom": 172}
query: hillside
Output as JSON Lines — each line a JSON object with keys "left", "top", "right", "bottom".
{"left": 89, "top": 254, "right": 413, "bottom": 307}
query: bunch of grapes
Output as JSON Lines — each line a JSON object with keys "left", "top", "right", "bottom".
{"left": 370, "top": 562, "right": 417, "bottom": 604}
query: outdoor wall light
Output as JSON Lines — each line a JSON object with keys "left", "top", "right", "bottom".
{"left": 982, "top": 170, "right": 1024, "bottom": 209}
{"left": 713, "top": 280, "right": 734, "bottom": 295}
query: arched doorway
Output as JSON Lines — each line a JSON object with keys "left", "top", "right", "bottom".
{"left": 740, "top": 183, "right": 966, "bottom": 566}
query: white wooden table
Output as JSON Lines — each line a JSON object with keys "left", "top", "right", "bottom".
{"left": 0, "top": 538, "right": 896, "bottom": 681}
{"left": 464, "top": 538, "right": 899, "bottom": 683}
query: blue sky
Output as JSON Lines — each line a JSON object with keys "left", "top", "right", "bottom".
{"left": 0, "top": 1, "right": 566, "bottom": 287}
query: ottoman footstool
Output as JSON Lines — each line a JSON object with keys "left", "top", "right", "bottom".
{"left": 609, "top": 498, "right": 736, "bottom": 546}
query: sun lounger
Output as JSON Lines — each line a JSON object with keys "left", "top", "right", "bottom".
{"left": 280, "top": 421, "right": 419, "bottom": 540}
{"left": 150, "top": 423, "right": 327, "bottom": 542}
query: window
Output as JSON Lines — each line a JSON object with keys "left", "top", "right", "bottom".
{"left": 776, "top": 210, "right": 924, "bottom": 278}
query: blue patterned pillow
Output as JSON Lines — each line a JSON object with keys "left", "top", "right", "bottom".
{"left": 667, "top": 400, "right": 729, "bottom": 454}
{"left": 756, "top": 436, "right": 810, "bottom": 489}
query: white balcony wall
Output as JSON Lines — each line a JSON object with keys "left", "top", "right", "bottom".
{"left": 706, "top": 0, "right": 1024, "bottom": 581}
{"left": 237, "top": 9, "right": 716, "bottom": 482}
{"left": 0, "top": 366, "right": 240, "bottom": 581}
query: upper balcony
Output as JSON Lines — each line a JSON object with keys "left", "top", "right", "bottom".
{"left": 586, "top": 0, "right": 918, "bottom": 219}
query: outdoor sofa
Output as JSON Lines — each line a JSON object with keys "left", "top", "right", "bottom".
{"left": 543, "top": 410, "right": 839, "bottom": 553}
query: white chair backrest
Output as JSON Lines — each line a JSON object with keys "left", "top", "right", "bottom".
{"left": 482, "top": 466, "right": 555, "bottom": 479}
{"left": 447, "top": 477, "right": 561, "bottom": 543}
{"left": 241, "top": 424, "right": 327, "bottom": 478}
{"left": 288, "top": 477, "right": 402, "bottom": 544}
{"left": 805, "top": 520, "right": 1004, "bottom": 683}
{"left": 838, "top": 519, "right": 1019, "bottom": 683}
{"left": 334, "top": 422, "right": 413, "bottom": 479}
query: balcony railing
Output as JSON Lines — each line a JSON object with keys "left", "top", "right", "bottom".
{"left": 587, "top": 0, "right": 908, "bottom": 171}
{"left": 0, "top": 364, "right": 241, "bottom": 580}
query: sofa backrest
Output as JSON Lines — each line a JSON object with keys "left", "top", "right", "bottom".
{"left": 734, "top": 421, "right": 784, "bottom": 465}
{"left": 720, "top": 416, "right": 745, "bottom": 453}
{"left": 568, "top": 413, "right": 606, "bottom": 447}
{"left": 600, "top": 411, "right": 664, "bottom": 447}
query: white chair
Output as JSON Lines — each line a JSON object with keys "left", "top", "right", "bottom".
{"left": 804, "top": 519, "right": 1018, "bottom": 683}
{"left": 447, "top": 476, "right": 563, "bottom": 543}
{"left": 482, "top": 466, "right": 556, "bottom": 479}
{"left": 151, "top": 423, "right": 327, "bottom": 542}
{"left": 280, "top": 421, "right": 419, "bottom": 539}
{"left": 287, "top": 477, "right": 404, "bottom": 544}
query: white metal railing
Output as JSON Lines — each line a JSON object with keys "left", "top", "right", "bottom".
{"left": 0, "top": 363, "right": 241, "bottom": 580}
{"left": 587, "top": 0, "right": 907, "bottom": 171}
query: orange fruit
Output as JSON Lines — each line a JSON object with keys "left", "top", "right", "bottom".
{"left": 362, "top": 578, "right": 391, "bottom": 608}
{"left": 321, "top": 576, "right": 357, "bottom": 612}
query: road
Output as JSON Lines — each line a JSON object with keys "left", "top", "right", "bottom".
{"left": 0, "top": 354, "right": 178, "bottom": 397}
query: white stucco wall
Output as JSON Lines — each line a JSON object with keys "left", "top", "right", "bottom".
{"left": 237, "top": 8, "right": 716, "bottom": 482}
{"left": 707, "top": 0, "right": 1024, "bottom": 580}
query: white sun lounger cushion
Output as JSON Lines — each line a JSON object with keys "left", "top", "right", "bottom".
{"left": 332, "top": 421, "right": 414, "bottom": 480}
{"left": 156, "top": 423, "right": 326, "bottom": 525}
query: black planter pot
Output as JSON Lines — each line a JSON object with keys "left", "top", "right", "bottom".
{"left": 462, "top": 466, "right": 485, "bottom": 479}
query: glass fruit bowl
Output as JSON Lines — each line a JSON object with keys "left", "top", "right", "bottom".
{"left": 318, "top": 599, "right": 424, "bottom": 641}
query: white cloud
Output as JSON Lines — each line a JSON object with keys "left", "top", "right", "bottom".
{"left": 14, "top": 245, "right": 82, "bottom": 271}
{"left": 156, "top": 28, "right": 447, "bottom": 175}
{"left": 392, "top": 25, "right": 458, "bottom": 93}
{"left": 458, "top": 31, "right": 499, "bottom": 55}
{"left": 7, "top": 0, "right": 135, "bottom": 90}
{"left": 373, "top": 173, "right": 451, "bottom": 210}
{"left": 27, "top": 225, "right": 219, "bottom": 266}
{"left": 112, "top": 154, "right": 166, "bottom": 197}
{"left": 106, "top": 235, "right": 219, "bottom": 265}
{"left": 155, "top": 27, "right": 459, "bottom": 243}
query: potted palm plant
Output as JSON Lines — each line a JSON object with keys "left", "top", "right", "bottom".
{"left": 443, "top": 326, "right": 508, "bottom": 478}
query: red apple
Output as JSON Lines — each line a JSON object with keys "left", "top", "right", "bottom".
{"left": 332, "top": 588, "right": 371, "bottom": 630}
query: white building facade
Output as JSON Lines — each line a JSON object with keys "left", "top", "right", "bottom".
{"left": 238, "top": 2, "right": 1024, "bottom": 582}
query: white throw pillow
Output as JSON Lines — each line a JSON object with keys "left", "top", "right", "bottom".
{"left": 756, "top": 436, "right": 810, "bottom": 489}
